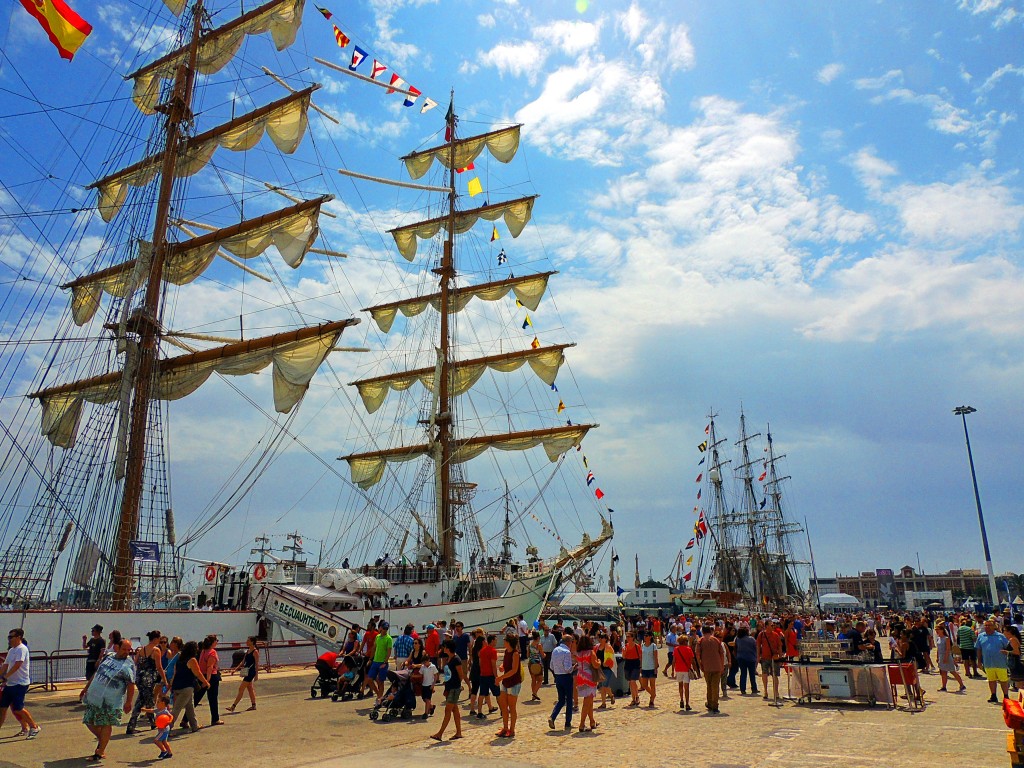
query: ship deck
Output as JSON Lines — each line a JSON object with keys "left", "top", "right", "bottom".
{"left": 0, "top": 659, "right": 1009, "bottom": 766}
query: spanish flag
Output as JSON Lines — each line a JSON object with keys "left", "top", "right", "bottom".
{"left": 19, "top": 0, "right": 92, "bottom": 61}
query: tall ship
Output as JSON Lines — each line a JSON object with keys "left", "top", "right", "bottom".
{"left": 684, "top": 409, "right": 811, "bottom": 611}
{"left": 0, "top": 0, "right": 611, "bottom": 650}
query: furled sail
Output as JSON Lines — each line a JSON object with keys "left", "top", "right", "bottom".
{"left": 91, "top": 88, "right": 316, "bottom": 222}
{"left": 402, "top": 125, "right": 522, "bottom": 180}
{"left": 365, "top": 271, "right": 555, "bottom": 333}
{"left": 389, "top": 195, "right": 536, "bottom": 261}
{"left": 352, "top": 343, "right": 572, "bottom": 414}
{"left": 342, "top": 425, "right": 594, "bottom": 490}
{"left": 64, "top": 197, "right": 330, "bottom": 326}
{"left": 29, "top": 320, "right": 357, "bottom": 448}
{"left": 129, "top": 0, "right": 306, "bottom": 114}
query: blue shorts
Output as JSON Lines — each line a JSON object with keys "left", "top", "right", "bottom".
{"left": 641, "top": 669, "right": 657, "bottom": 679}
{"left": 367, "top": 661, "right": 389, "bottom": 682}
{"left": 602, "top": 667, "right": 615, "bottom": 687}
{"left": 0, "top": 684, "right": 28, "bottom": 711}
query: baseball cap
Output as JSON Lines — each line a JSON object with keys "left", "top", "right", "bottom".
{"left": 426, "top": 624, "right": 435, "bottom": 630}
{"left": 380, "top": 621, "right": 390, "bottom": 629}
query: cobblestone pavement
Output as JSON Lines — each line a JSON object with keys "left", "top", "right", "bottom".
{"left": 0, "top": 667, "right": 1009, "bottom": 767}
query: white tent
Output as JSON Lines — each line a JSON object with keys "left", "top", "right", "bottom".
{"left": 819, "top": 592, "right": 861, "bottom": 610}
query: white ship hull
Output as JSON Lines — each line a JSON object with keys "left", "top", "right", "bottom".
{"left": 0, "top": 609, "right": 262, "bottom": 655}
{"left": 257, "top": 568, "right": 559, "bottom": 648}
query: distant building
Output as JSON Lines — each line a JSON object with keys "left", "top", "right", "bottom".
{"left": 811, "top": 566, "right": 1014, "bottom": 609}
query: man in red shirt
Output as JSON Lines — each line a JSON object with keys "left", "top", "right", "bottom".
{"left": 476, "top": 634, "right": 499, "bottom": 718}
{"left": 424, "top": 624, "right": 441, "bottom": 664}
{"left": 756, "top": 620, "right": 785, "bottom": 702}
{"left": 359, "top": 622, "right": 379, "bottom": 698}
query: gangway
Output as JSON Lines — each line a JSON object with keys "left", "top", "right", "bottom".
{"left": 254, "top": 583, "right": 360, "bottom": 651}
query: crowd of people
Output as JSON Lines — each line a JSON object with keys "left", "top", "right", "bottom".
{"left": 0, "top": 623, "right": 263, "bottom": 761}
{"left": 3, "top": 606, "right": 1020, "bottom": 755}
{"left": 311, "top": 606, "right": 1024, "bottom": 744}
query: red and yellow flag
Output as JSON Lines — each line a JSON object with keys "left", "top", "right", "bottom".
{"left": 19, "top": 0, "right": 92, "bottom": 61}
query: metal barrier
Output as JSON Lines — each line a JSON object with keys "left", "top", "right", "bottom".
{"left": 48, "top": 648, "right": 89, "bottom": 685}
{"left": 0, "top": 650, "right": 52, "bottom": 691}
{"left": 261, "top": 639, "right": 318, "bottom": 672}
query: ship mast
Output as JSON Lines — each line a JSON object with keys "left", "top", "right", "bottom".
{"left": 436, "top": 95, "right": 457, "bottom": 567}
{"left": 112, "top": 3, "right": 204, "bottom": 610}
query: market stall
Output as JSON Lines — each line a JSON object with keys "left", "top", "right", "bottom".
{"left": 789, "top": 639, "right": 894, "bottom": 707}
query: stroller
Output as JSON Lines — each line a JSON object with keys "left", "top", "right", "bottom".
{"left": 311, "top": 655, "right": 340, "bottom": 699}
{"left": 368, "top": 669, "right": 416, "bottom": 722}
{"left": 331, "top": 655, "right": 366, "bottom": 702}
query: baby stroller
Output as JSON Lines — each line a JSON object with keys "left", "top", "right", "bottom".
{"left": 331, "top": 655, "right": 366, "bottom": 702}
{"left": 311, "top": 656, "right": 340, "bottom": 699}
{"left": 368, "top": 669, "right": 415, "bottom": 722}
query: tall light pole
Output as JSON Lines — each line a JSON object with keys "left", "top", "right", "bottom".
{"left": 953, "top": 405, "right": 999, "bottom": 607}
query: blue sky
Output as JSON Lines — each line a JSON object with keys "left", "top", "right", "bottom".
{"left": 0, "top": 0, "right": 1022, "bottom": 589}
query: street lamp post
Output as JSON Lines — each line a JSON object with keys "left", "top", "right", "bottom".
{"left": 953, "top": 405, "right": 999, "bottom": 608}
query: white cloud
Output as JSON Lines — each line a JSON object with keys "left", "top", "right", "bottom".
{"left": 980, "top": 63, "right": 1024, "bottom": 92}
{"left": 535, "top": 19, "right": 602, "bottom": 56}
{"left": 515, "top": 55, "right": 665, "bottom": 165}
{"left": 477, "top": 13, "right": 496, "bottom": 28}
{"left": 853, "top": 69, "right": 903, "bottom": 90}
{"left": 816, "top": 62, "right": 845, "bottom": 84}
{"left": 895, "top": 174, "right": 1024, "bottom": 243}
{"left": 667, "top": 24, "right": 696, "bottom": 72}
{"left": 479, "top": 41, "right": 546, "bottom": 82}
{"left": 800, "top": 248, "right": 1024, "bottom": 341}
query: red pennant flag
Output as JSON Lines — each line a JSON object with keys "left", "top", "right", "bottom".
{"left": 371, "top": 59, "right": 387, "bottom": 80}
{"left": 695, "top": 473, "right": 703, "bottom": 483}
{"left": 758, "top": 471, "right": 767, "bottom": 481}
{"left": 387, "top": 73, "right": 406, "bottom": 94}
{"left": 683, "top": 572, "right": 692, "bottom": 582}
{"left": 332, "top": 25, "right": 350, "bottom": 48}
{"left": 685, "top": 538, "right": 695, "bottom": 550}
{"left": 696, "top": 489, "right": 701, "bottom": 500}
{"left": 316, "top": 5, "right": 333, "bottom": 19}
{"left": 595, "top": 488, "right": 605, "bottom": 500}
{"left": 456, "top": 162, "right": 475, "bottom": 174}
{"left": 704, "top": 424, "right": 710, "bottom": 435}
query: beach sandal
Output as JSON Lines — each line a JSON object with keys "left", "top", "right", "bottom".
{"left": 429, "top": 734, "right": 443, "bottom": 741}
{"left": 88, "top": 754, "right": 104, "bottom": 762}
{"left": 450, "top": 734, "right": 463, "bottom": 740}
{"left": 226, "top": 705, "right": 236, "bottom": 713}
{"left": 495, "top": 729, "right": 508, "bottom": 737}
{"left": 245, "top": 705, "right": 256, "bottom": 711}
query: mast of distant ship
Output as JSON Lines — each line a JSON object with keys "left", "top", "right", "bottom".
{"left": 112, "top": 3, "right": 204, "bottom": 610}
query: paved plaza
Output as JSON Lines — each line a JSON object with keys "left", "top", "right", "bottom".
{"left": 0, "top": 666, "right": 1010, "bottom": 767}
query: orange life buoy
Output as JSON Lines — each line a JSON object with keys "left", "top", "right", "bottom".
{"left": 204, "top": 565, "right": 217, "bottom": 583}
{"left": 253, "top": 563, "right": 267, "bottom": 581}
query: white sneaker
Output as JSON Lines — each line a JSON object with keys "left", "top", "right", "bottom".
{"left": 27, "top": 727, "right": 41, "bottom": 739}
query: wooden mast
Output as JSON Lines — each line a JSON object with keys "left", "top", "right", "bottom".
{"left": 437, "top": 94, "right": 457, "bottom": 567}
{"left": 111, "top": 3, "right": 204, "bottom": 610}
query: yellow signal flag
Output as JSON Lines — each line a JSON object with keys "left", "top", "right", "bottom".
{"left": 557, "top": 400, "right": 566, "bottom": 413}
{"left": 467, "top": 177, "right": 483, "bottom": 197}
{"left": 686, "top": 556, "right": 693, "bottom": 566}
{"left": 530, "top": 336, "right": 540, "bottom": 349}
{"left": 491, "top": 226, "right": 500, "bottom": 242}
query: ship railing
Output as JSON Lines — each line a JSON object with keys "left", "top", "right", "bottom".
{"left": 356, "top": 564, "right": 462, "bottom": 583}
